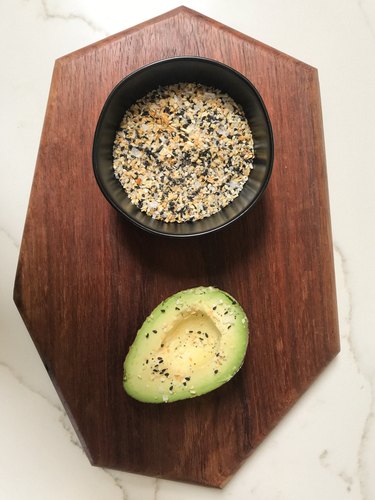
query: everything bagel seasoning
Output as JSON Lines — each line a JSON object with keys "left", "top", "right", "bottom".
{"left": 113, "top": 83, "right": 254, "bottom": 223}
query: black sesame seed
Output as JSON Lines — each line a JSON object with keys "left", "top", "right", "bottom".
{"left": 214, "top": 370, "right": 218, "bottom": 374}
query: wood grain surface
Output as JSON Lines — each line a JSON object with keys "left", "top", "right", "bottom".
{"left": 14, "top": 7, "right": 340, "bottom": 487}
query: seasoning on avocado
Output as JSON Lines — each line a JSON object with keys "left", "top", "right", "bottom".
{"left": 123, "top": 286, "right": 249, "bottom": 403}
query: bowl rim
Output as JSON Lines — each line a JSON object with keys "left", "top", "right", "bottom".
{"left": 92, "top": 55, "right": 274, "bottom": 238}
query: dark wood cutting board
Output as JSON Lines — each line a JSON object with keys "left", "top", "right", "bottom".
{"left": 14, "top": 7, "right": 340, "bottom": 487}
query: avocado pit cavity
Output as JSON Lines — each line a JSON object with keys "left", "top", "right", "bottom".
{"left": 159, "top": 312, "right": 221, "bottom": 372}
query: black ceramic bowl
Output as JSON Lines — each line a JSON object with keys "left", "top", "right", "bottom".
{"left": 92, "top": 56, "right": 273, "bottom": 237}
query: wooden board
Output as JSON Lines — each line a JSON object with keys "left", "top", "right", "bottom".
{"left": 14, "top": 7, "right": 340, "bottom": 487}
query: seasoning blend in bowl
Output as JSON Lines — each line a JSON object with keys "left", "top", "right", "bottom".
{"left": 113, "top": 83, "right": 255, "bottom": 223}
{"left": 93, "top": 57, "right": 273, "bottom": 237}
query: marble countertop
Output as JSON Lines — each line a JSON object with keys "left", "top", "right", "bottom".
{"left": 1, "top": 0, "right": 374, "bottom": 498}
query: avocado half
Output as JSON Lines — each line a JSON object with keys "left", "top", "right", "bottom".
{"left": 123, "top": 286, "right": 249, "bottom": 403}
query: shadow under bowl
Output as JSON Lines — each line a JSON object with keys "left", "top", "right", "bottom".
{"left": 92, "top": 56, "right": 274, "bottom": 237}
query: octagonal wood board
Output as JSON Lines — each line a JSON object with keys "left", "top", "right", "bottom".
{"left": 14, "top": 6, "right": 340, "bottom": 487}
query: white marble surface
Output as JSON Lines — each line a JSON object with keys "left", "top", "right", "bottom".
{"left": 1, "top": 0, "right": 374, "bottom": 498}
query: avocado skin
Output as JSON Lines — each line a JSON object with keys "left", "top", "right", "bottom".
{"left": 123, "top": 286, "right": 249, "bottom": 403}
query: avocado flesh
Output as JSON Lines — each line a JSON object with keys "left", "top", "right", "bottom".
{"left": 123, "top": 286, "right": 249, "bottom": 403}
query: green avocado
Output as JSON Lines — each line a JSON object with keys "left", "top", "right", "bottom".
{"left": 123, "top": 286, "right": 249, "bottom": 403}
